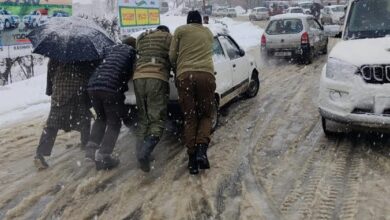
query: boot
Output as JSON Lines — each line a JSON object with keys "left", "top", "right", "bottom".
{"left": 196, "top": 144, "right": 210, "bottom": 170}
{"left": 34, "top": 154, "right": 49, "bottom": 170}
{"left": 188, "top": 153, "right": 199, "bottom": 175}
{"left": 85, "top": 141, "right": 99, "bottom": 162}
{"left": 95, "top": 150, "right": 120, "bottom": 170}
{"left": 137, "top": 135, "right": 159, "bottom": 172}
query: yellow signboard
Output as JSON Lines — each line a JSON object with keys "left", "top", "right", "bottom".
{"left": 136, "top": 8, "right": 149, "bottom": 25}
{"left": 148, "top": 9, "right": 160, "bottom": 25}
{"left": 120, "top": 8, "right": 136, "bottom": 26}
{"left": 119, "top": 6, "right": 160, "bottom": 30}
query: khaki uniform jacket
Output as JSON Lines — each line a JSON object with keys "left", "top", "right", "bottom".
{"left": 133, "top": 30, "right": 172, "bottom": 82}
{"left": 169, "top": 24, "right": 214, "bottom": 80}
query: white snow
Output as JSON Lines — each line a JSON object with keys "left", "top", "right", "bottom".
{"left": 0, "top": 15, "right": 263, "bottom": 127}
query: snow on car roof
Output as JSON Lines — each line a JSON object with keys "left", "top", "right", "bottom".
{"left": 270, "top": 13, "right": 312, "bottom": 20}
{"left": 253, "top": 7, "right": 267, "bottom": 9}
{"left": 327, "top": 5, "right": 345, "bottom": 8}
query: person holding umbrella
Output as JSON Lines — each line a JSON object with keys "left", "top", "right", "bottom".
{"left": 27, "top": 17, "right": 117, "bottom": 170}
{"left": 85, "top": 40, "right": 136, "bottom": 170}
{"left": 34, "top": 59, "right": 100, "bottom": 169}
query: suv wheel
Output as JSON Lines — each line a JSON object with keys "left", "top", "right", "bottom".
{"left": 245, "top": 72, "right": 260, "bottom": 98}
{"left": 211, "top": 96, "right": 219, "bottom": 132}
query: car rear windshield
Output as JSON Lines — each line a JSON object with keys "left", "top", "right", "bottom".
{"left": 331, "top": 6, "right": 344, "bottom": 12}
{"left": 258, "top": 8, "right": 268, "bottom": 12}
{"left": 266, "top": 19, "right": 303, "bottom": 35}
{"left": 346, "top": 0, "right": 390, "bottom": 39}
{"left": 291, "top": 8, "right": 303, "bottom": 13}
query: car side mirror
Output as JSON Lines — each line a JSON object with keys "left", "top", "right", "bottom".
{"left": 239, "top": 48, "right": 245, "bottom": 56}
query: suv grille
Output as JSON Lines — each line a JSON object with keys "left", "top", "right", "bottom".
{"left": 356, "top": 65, "right": 390, "bottom": 84}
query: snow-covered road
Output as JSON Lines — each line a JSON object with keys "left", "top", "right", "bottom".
{"left": 0, "top": 19, "right": 389, "bottom": 220}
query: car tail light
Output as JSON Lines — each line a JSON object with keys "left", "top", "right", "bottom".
{"left": 261, "top": 34, "right": 266, "bottom": 46}
{"left": 301, "top": 32, "right": 309, "bottom": 44}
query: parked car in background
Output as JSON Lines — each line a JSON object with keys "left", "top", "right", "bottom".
{"left": 227, "top": 8, "right": 237, "bottom": 17}
{"left": 319, "top": 0, "right": 390, "bottom": 135}
{"left": 213, "top": 7, "right": 228, "bottom": 17}
{"left": 23, "top": 9, "right": 48, "bottom": 28}
{"left": 286, "top": 7, "right": 304, "bottom": 14}
{"left": 320, "top": 5, "right": 345, "bottom": 25}
{"left": 125, "top": 33, "right": 260, "bottom": 130}
{"left": 160, "top": 1, "right": 169, "bottom": 14}
{"left": 269, "top": 5, "right": 284, "bottom": 16}
{"left": 52, "top": 10, "right": 69, "bottom": 17}
{"left": 298, "top": 2, "right": 313, "bottom": 14}
{"left": 261, "top": 14, "right": 328, "bottom": 64}
{"left": 0, "top": 9, "right": 16, "bottom": 30}
{"left": 249, "top": 7, "right": 269, "bottom": 20}
{"left": 0, "top": 18, "right": 4, "bottom": 31}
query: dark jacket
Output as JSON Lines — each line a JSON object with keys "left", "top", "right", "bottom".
{"left": 88, "top": 44, "right": 136, "bottom": 94}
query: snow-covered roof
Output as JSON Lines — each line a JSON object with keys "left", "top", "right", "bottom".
{"left": 270, "top": 13, "right": 312, "bottom": 20}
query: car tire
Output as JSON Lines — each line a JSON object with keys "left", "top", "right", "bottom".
{"left": 211, "top": 96, "right": 219, "bottom": 132}
{"left": 302, "top": 47, "right": 314, "bottom": 64}
{"left": 4, "top": 20, "right": 10, "bottom": 29}
{"left": 321, "top": 40, "right": 328, "bottom": 55}
{"left": 245, "top": 72, "right": 260, "bottom": 98}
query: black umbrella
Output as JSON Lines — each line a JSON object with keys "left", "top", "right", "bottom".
{"left": 27, "top": 17, "right": 116, "bottom": 62}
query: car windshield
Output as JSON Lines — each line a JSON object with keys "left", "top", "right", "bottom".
{"left": 258, "top": 8, "right": 267, "bottom": 12}
{"left": 331, "top": 6, "right": 345, "bottom": 12}
{"left": 345, "top": 0, "right": 390, "bottom": 39}
{"left": 266, "top": 19, "right": 303, "bottom": 34}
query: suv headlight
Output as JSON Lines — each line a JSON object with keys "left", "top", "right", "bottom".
{"left": 326, "top": 58, "right": 358, "bottom": 81}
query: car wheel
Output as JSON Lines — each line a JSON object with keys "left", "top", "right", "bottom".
{"left": 211, "top": 96, "right": 219, "bottom": 132}
{"left": 302, "top": 47, "right": 314, "bottom": 64}
{"left": 245, "top": 72, "right": 260, "bottom": 98}
{"left": 4, "top": 20, "right": 10, "bottom": 29}
{"left": 322, "top": 40, "right": 328, "bottom": 55}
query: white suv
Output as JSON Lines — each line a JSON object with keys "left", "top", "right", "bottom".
{"left": 125, "top": 33, "right": 260, "bottom": 129}
{"left": 319, "top": 0, "right": 390, "bottom": 135}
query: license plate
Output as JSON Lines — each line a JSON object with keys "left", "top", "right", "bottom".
{"left": 274, "top": 51, "right": 291, "bottom": 56}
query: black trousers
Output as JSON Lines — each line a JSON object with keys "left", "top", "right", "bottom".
{"left": 36, "top": 124, "right": 90, "bottom": 156}
{"left": 88, "top": 90, "right": 126, "bottom": 154}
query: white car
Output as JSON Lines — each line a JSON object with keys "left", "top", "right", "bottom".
{"left": 298, "top": 2, "right": 313, "bottom": 14}
{"left": 249, "top": 7, "right": 269, "bottom": 20}
{"left": 213, "top": 8, "right": 228, "bottom": 17}
{"left": 286, "top": 7, "right": 305, "bottom": 14}
{"left": 320, "top": 5, "right": 345, "bottom": 25}
{"left": 227, "top": 8, "right": 237, "bottom": 17}
{"left": 319, "top": 0, "right": 390, "bottom": 135}
{"left": 261, "top": 14, "right": 328, "bottom": 64}
{"left": 125, "top": 33, "right": 260, "bottom": 129}
{"left": 23, "top": 9, "right": 48, "bottom": 28}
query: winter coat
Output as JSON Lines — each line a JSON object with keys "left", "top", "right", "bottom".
{"left": 133, "top": 30, "right": 172, "bottom": 82}
{"left": 45, "top": 60, "right": 98, "bottom": 131}
{"left": 169, "top": 24, "right": 214, "bottom": 80}
{"left": 88, "top": 44, "right": 136, "bottom": 94}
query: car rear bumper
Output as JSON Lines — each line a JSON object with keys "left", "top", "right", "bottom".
{"left": 261, "top": 45, "right": 310, "bottom": 58}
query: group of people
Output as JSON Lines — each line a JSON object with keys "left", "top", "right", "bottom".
{"left": 33, "top": 10, "right": 215, "bottom": 175}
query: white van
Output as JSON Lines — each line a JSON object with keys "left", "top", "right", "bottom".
{"left": 319, "top": 0, "right": 390, "bottom": 135}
